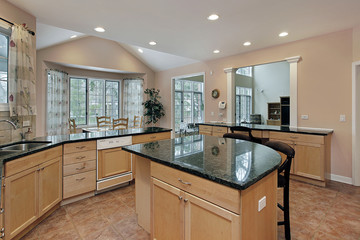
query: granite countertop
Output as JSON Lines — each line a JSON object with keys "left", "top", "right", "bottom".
{"left": 124, "top": 135, "right": 282, "bottom": 190}
{"left": 197, "top": 122, "right": 333, "bottom": 135}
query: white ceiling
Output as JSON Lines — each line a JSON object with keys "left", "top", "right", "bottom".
{"left": 9, "top": 0, "right": 360, "bottom": 72}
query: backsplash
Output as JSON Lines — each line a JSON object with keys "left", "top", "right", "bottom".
{"left": 0, "top": 111, "right": 36, "bottom": 144}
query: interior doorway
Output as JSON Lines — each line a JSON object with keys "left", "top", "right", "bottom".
{"left": 352, "top": 61, "right": 360, "bottom": 186}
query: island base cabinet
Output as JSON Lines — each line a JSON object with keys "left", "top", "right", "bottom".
{"left": 293, "top": 143, "right": 324, "bottom": 181}
{"left": 151, "top": 178, "right": 240, "bottom": 240}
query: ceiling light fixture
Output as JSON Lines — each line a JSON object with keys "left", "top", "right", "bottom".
{"left": 207, "top": 14, "right": 219, "bottom": 21}
{"left": 243, "top": 41, "right": 251, "bottom": 46}
{"left": 94, "top": 27, "right": 105, "bottom": 32}
{"left": 70, "top": 35, "right": 77, "bottom": 39}
{"left": 149, "top": 41, "right": 157, "bottom": 46}
{"left": 279, "top": 32, "right": 289, "bottom": 37}
{"left": 213, "top": 49, "right": 220, "bottom": 54}
{"left": 138, "top": 48, "right": 144, "bottom": 53}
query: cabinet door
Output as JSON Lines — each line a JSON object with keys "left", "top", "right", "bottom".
{"left": 4, "top": 166, "right": 38, "bottom": 239}
{"left": 294, "top": 142, "right": 324, "bottom": 180}
{"left": 39, "top": 157, "right": 62, "bottom": 216}
{"left": 183, "top": 192, "right": 240, "bottom": 240}
{"left": 152, "top": 178, "right": 183, "bottom": 240}
{"left": 97, "top": 147, "right": 131, "bottom": 180}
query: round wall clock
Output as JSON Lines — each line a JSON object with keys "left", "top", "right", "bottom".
{"left": 211, "top": 89, "right": 220, "bottom": 99}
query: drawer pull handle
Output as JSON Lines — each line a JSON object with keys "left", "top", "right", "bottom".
{"left": 0, "top": 228, "right": 4, "bottom": 233}
{"left": 76, "top": 165, "right": 86, "bottom": 170}
{"left": 76, "top": 156, "right": 86, "bottom": 160}
{"left": 76, "top": 177, "right": 85, "bottom": 181}
{"left": 76, "top": 146, "right": 86, "bottom": 149}
{"left": 150, "top": 136, "right": 156, "bottom": 139}
{"left": 290, "top": 136, "right": 298, "bottom": 139}
{"left": 178, "top": 196, "right": 183, "bottom": 200}
{"left": 0, "top": 232, "right": 4, "bottom": 238}
{"left": 178, "top": 178, "right": 192, "bottom": 185}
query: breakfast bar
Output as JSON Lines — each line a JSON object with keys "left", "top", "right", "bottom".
{"left": 124, "top": 135, "right": 282, "bottom": 240}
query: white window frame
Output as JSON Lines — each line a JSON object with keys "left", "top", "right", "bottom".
{"left": 0, "top": 24, "right": 11, "bottom": 111}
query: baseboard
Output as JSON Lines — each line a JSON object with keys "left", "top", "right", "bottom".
{"left": 328, "top": 174, "right": 353, "bottom": 185}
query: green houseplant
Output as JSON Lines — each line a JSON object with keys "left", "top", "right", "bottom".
{"left": 142, "top": 88, "right": 165, "bottom": 125}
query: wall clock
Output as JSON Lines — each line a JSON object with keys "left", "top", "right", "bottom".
{"left": 211, "top": 89, "right": 220, "bottom": 99}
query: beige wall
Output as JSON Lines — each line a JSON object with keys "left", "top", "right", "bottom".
{"left": 36, "top": 36, "right": 155, "bottom": 137}
{"left": 353, "top": 25, "right": 360, "bottom": 62}
{"left": 0, "top": 0, "right": 37, "bottom": 142}
{"left": 155, "top": 29, "right": 353, "bottom": 179}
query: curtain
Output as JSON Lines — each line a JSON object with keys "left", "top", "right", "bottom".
{"left": 46, "top": 69, "right": 69, "bottom": 135}
{"left": 8, "top": 24, "right": 36, "bottom": 116}
{"left": 123, "top": 79, "right": 144, "bottom": 125}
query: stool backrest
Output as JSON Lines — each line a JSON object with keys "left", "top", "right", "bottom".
{"left": 265, "top": 140, "right": 295, "bottom": 175}
{"left": 223, "top": 133, "right": 252, "bottom": 141}
{"left": 226, "top": 126, "right": 262, "bottom": 143}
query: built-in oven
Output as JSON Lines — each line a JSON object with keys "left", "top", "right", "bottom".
{"left": 96, "top": 136, "right": 133, "bottom": 192}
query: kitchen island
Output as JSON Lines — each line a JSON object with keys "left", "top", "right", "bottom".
{"left": 124, "top": 135, "right": 282, "bottom": 240}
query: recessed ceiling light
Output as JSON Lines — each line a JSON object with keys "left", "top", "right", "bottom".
{"left": 138, "top": 48, "right": 143, "bottom": 53}
{"left": 94, "top": 27, "right": 105, "bottom": 32}
{"left": 149, "top": 41, "right": 157, "bottom": 46}
{"left": 279, "top": 32, "right": 289, "bottom": 37}
{"left": 243, "top": 41, "right": 251, "bottom": 46}
{"left": 213, "top": 49, "right": 220, "bottom": 54}
{"left": 70, "top": 35, "right": 77, "bottom": 39}
{"left": 207, "top": 14, "right": 219, "bottom": 21}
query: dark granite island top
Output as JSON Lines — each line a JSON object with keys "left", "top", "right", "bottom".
{"left": 124, "top": 134, "right": 282, "bottom": 190}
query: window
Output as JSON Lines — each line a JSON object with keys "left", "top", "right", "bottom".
{"left": 235, "top": 87, "right": 252, "bottom": 123}
{"left": 174, "top": 80, "right": 204, "bottom": 132}
{"left": 0, "top": 29, "right": 10, "bottom": 103}
{"left": 69, "top": 77, "right": 120, "bottom": 125}
{"left": 236, "top": 66, "right": 252, "bottom": 77}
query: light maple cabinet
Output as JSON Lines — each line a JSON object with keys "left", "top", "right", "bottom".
{"left": 97, "top": 147, "right": 131, "bottom": 180}
{"left": 152, "top": 178, "right": 240, "bottom": 240}
{"left": 269, "top": 131, "right": 331, "bottom": 186}
{"left": 198, "top": 125, "right": 228, "bottom": 137}
{"left": 4, "top": 146, "right": 62, "bottom": 240}
{"left": 63, "top": 141, "right": 96, "bottom": 199}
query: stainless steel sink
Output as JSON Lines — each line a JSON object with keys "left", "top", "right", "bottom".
{"left": 0, "top": 141, "right": 52, "bottom": 152}
{"left": 0, "top": 149, "right": 20, "bottom": 157}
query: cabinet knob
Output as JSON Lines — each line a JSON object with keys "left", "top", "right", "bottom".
{"left": 178, "top": 196, "right": 183, "bottom": 200}
{"left": 0, "top": 208, "right": 4, "bottom": 214}
{"left": 184, "top": 199, "right": 188, "bottom": 203}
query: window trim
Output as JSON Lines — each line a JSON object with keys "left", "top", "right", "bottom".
{"left": 0, "top": 24, "right": 11, "bottom": 110}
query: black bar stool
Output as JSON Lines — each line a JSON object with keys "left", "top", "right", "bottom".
{"left": 225, "top": 126, "right": 262, "bottom": 143}
{"left": 265, "top": 140, "right": 295, "bottom": 240}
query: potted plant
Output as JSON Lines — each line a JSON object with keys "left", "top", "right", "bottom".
{"left": 142, "top": 88, "right": 165, "bottom": 126}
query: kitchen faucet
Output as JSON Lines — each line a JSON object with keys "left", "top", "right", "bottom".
{"left": 0, "top": 119, "right": 17, "bottom": 129}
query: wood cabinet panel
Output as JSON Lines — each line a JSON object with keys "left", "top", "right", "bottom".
{"left": 184, "top": 191, "right": 240, "bottom": 240}
{"left": 97, "top": 148, "right": 131, "bottom": 180}
{"left": 63, "top": 160, "right": 96, "bottom": 177}
{"left": 63, "top": 170, "right": 96, "bottom": 199}
{"left": 152, "top": 178, "right": 183, "bottom": 240}
{"left": 294, "top": 143, "right": 324, "bottom": 180}
{"left": 151, "top": 162, "right": 240, "bottom": 214}
{"left": 63, "top": 150, "right": 96, "bottom": 165}
{"left": 5, "top": 146, "right": 62, "bottom": 177}
{"left": 39, "top": 157, "right": 62, "bottom": 216}
{"left": 4, "top": 166, "right": 38, "bottom": 239}
{"left": 132, "top": 132, "right": 171, "bottom": 144}
{"left": 269, "top": 131, "right": 324, "bottom": 144}
{"left": 63, "top": 141, "right": 96, "bottom": 155}
{"left": 212, "top": 126, "right": 228, "bottom": 133}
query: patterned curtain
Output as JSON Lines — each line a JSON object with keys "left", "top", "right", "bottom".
{"left": 46, "top": 70, "right": 69, "bottom": 135}
{"left": 8, "top": 24, "right": 36, "bottom": 116}
{"left": 123, "top": 79, "right": 144, "bottom": 126}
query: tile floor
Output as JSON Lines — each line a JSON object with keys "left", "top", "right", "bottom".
{"left": 21, "top": 180, "right": 360, "bottom": 240}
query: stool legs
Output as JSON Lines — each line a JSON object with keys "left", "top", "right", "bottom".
{"left": 283, "top": 182, "right": 291, "bottom": 240}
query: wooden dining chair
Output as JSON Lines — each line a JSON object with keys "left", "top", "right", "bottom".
{"left": 265, "top": 140, "right": 295, "bottom": 240}
{"left": 113, "top": 117, "right": 129, "bottom": 130}
{"left": 133, "top": 116, "right": 143, "bottom": 128}
{"left": 96, "top": 116, "right": 111, "bottom": 128}
{"left": 68, "top": 118, "right": 76, "bottom": 134}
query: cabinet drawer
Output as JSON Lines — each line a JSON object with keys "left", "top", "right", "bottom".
{"left": 199, "top": 125, "right": 212, "bottom": 132}
{"left": 63, "top": 170, "right": 96, "bottom": 199}
{"left": 269, "top": 131, "right": 324, "bottom": 144}
{"left": 63, "top": 150, "right": 96, "bottom": 165}
{"left": 212, "top": 126, "right": 228, "bottom": 133}
{"left": 151, "top": 162, "right": 241, "bottom": 214}
{"left": 132, "top": 132, "right": 171, "bottom": 144}
{"left": 63, "top": 160, "right": 96, "bottom": 177}
{"left": 63, "top": 141, "right": 96, "bottom": 154}
{"left": 5, "top": 146, "right": 62, "bottom": 177}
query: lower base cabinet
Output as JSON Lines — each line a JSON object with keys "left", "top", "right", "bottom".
{"left": 4, "top": 147, "right": 62, "bottom": 240}
{"left": 151, "top": 178, "right": 240, "bottom": 240}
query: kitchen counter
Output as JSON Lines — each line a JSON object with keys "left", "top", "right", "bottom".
{"left": 124, "top": 134, "right": 281, "bottom": 190}
{"left": 0, "top": 127, "right": 171, "bottom": 201}
{"left": 197, "top": 122, "right": 333, "bottom": 135}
